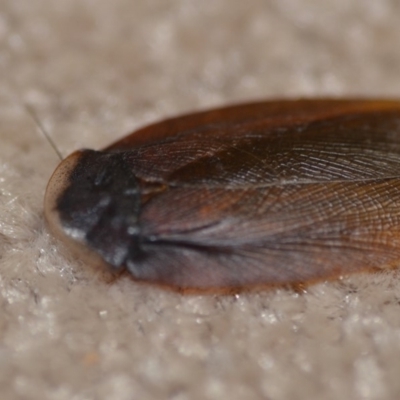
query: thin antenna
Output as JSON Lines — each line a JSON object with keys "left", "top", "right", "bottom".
{"left": 24, "top": 103, "right": 63, "bottom": 161}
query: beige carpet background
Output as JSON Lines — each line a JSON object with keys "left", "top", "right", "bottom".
{"left": 2, "top": 1, "right": 400, "bottom": 399}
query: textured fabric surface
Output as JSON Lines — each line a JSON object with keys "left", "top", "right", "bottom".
{"left": 1, "top": 1, "right": 400, "bottom": 399}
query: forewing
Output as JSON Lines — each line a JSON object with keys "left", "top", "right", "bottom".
{"left": 110, "top": 101, "right": 400, "bottom": 185}
{"left": 132, "top": 179, "right": 400, "bottom": 289}
{"left": 113, "top": 100, "right": 400, "bottom": 289}
{"left": 106, "top": 99, "right": 400, "bottom": 150}
{"left": 121, "top": 102, "right": 400, "bottom": 287}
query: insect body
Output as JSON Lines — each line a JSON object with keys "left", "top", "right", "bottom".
{"left": 44, "top": 99, "right": 400, "bottom": 291}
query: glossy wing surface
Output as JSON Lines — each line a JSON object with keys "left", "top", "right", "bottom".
{"left": 112, "top": 100, "right": 400, "bottom": 288}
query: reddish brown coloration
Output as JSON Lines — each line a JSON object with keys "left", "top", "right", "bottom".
{"left": 45, "top": 99, "right": 400, "bottom": 292}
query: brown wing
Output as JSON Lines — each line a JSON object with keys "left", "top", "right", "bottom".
{"left": 106, "top": 99, "right": 400, "bottom": 150}
{"left": 107, "top": 99, "right": 400, "bottom": 184}
{"left": 134, "top": 180, "right": 400, "bottom": 289}
{"left": 116, "top": 100, "right": 400, "bottom": 289}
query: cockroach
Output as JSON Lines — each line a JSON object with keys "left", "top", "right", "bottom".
{"left": 44, "top": 99, "right": 400, "bottom": 292}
